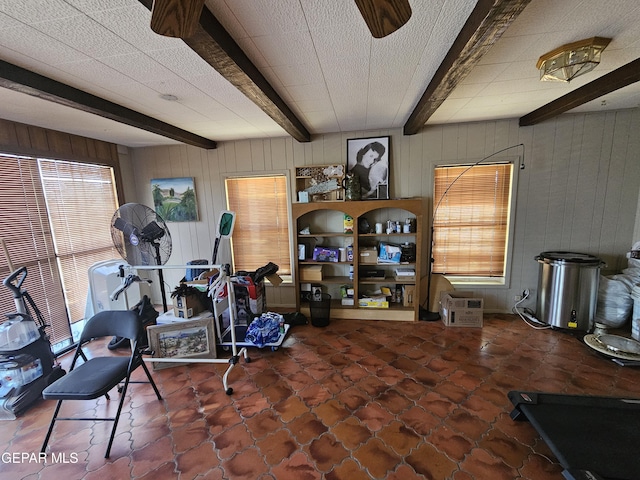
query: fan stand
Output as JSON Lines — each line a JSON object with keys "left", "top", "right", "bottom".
{"left": 152, "top": 240, "right": 168, "bottom": 312}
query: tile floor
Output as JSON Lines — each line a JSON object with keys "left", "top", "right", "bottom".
{"left": 1, "top": 313, "right": 638, "bottom": 480}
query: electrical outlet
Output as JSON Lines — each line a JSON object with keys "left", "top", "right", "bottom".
{"left": 514, "top": 294, "right": 522, "bottom": 301}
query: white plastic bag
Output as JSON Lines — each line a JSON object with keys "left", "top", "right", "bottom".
{"left": 594, "top": 275, "right": 633, "bottom": 328}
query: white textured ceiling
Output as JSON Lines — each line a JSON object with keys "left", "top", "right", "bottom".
{"left": 0, "top": 0, "right": 639, "bottom": 147}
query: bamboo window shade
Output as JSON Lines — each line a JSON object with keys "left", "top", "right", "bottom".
{"left": 225, "top": 176, "right": 291, "bottom": 275}
{"left": 432, "top": 163, "right": 512, "bottom": 277}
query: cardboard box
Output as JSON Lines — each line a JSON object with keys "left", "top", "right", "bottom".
{"left": 313, "top": 246, "right": 340, "bottom": 262}
{"left": 359, "top": 247, "right": 378, "bottom": 264}
{"left": 300, "top": 265, "right": 323, "bottom": 282}
{"left": 358, "top": 298, "right": 389, "bottom": 308}
{"left": 173, "top": 293, "right": 204, "bottom": 319}
{"left": 402, "top": 285, "right": 416, "bottom": 307}
{"left": 157, "top": 309, "right": 213, "bottom": 325}
{"left": 378, "top": 242, "right": 401, "bottom": 264}
{"left": 440, "top": 291, "right": 483, "bottom": 327}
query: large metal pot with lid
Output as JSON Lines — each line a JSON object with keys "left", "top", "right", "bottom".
{"left": 535, "top": 251, "right": 604, "bottom": 332}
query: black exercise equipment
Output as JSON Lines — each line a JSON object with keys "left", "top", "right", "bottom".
{"left": 508, "top": 390, "right": 640, "bottom": 480}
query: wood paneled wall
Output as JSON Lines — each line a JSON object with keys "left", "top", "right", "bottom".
{"left": 0, "top": 118, "right": 124, "bottom": 204}
{"left": 128, "top": 110, "right": 640, "bottom": 313}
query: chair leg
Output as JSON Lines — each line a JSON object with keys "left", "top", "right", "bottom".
{"left": 41, "top": 400, "right": 63, "bottom": 454}
{"left": 104, "top": 378, "right": 130, "bottom": 458}
{"left": 140, "top": 360, "right": 162, "bottom": 400}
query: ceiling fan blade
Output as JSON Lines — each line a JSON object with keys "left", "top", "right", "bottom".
{"left": 354, "top": 0, "right": 412, "bottom": 38}
{"left": 150, "top": 0, "right": 205, "bottom": 38}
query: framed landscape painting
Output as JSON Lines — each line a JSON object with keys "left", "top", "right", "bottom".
{"left": 147, "top": 317, "right": 216, "bottom": 370}
{"left": 151, "top": 177, "right": 198, "bottom": 221}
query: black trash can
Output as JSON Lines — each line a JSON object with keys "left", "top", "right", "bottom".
{"left": 310, "top": 293, "right": 331, "bottom": 327}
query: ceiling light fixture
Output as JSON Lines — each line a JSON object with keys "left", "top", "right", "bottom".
{"left": 537, "top": 37, "right": 611, "bottom": 82}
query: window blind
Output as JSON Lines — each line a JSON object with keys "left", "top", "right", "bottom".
{"left": 38, "top": 159, "right": 119, "bottom": 323}
{"left": 0, "top": 155, "right": 71, "bottom": 345}
{"left": 225, "top": 176, "right": 291, "bottom": 275}
{"left": 432, "top": 163, "right": 512, "bottom": 277}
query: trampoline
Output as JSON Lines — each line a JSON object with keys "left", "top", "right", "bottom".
{"left": 508, "top": 390, "right": 640, "bottom": 480}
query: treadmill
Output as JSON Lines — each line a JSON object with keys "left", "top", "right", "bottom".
{"left": 508, "top": 390, "right": 640, "bottom": 480}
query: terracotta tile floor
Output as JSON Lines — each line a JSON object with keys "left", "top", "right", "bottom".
{"left": 2, "top": 313, "right": 638, "bottom": 480}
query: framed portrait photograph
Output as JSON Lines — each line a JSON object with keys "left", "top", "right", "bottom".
{"left": 146, "top": 317, "right": 216, "bottom": 370}
{"left": 150, "top": 177, "right": 198, "bottom": 222}
{"left": 346, "top": 136, "right": 390, "bottom": 200}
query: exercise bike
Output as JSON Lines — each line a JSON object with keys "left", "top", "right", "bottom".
{"left": 0, "top": 267, "right": 65, "bottom": 419}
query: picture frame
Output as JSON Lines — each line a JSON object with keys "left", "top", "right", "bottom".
{"left": 150, "top": 177, "right": 198, "bottom": 222}
{"left": 146, "top": 317, "right": 216, "bottom": 370}
{"left": 346, "top": 136, "right": 390, "bottom": 200}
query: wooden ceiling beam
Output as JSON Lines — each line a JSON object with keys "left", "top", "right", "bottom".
{"left": 0, "top": 60, "right": 217, "bottom": 149}
{"left": 519, "top": 58, "right": 640, "bottom": 126}
{"left": 139, "top": 0, "right": 311, "bottom": 143}
{"left": 403, "top": 0, "right": 532, "bottom": 135}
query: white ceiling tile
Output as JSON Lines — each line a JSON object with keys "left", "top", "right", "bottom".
{"left": 0, "top": 0, "right": 639, "bottom": 146}
{"left": 0, "top": 23, "right": 90, "bottom": 66}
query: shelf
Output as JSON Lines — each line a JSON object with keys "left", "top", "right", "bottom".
{"left": 298, "top": 233, "right": 354, "bottom": 238}
{"left": 299, "top": 261, "right": 352, "bottom": 266}
{"left": 292, "top": 198, "right": 423, "bottom": 322}
{"left": 360, "top": 277, "right": 415, "bottom": 284}
{"left": 300, "top": 275, "right": 352, "bottom": 284}
{"left": 359, "top": 233, "right": 416, "bottom": 237}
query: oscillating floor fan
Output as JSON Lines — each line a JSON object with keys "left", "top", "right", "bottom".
{"left": 110, "top": 203, "right": 172, "bottom": 311}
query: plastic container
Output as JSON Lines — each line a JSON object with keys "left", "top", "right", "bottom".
{"left": 310, "top": 293, "right": 331, "bottom": 327}
{"left": 0, "top": 354, "right": 43, "bottom": 395}
{"left": 0, "top": 315, "right": 39, "bottom": 352}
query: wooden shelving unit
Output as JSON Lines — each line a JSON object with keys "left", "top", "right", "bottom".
{"left": 291, "top": 198, "right": 423, "bottom": 322}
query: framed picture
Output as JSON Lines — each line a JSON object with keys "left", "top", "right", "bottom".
{"left": 346, "top": 136, "right": 390, "bottom": 200}
{"left": 150, "top": 177, "right": 198, "bottom": 222}
{"left": 147, "top": 317, "right": 216, "bottom": 370}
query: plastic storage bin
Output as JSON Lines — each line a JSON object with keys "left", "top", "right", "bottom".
{"left": 0, "top": 315, "right": 39, "bottom": 352}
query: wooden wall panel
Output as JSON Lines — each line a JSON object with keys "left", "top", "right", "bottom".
{"left": 129, "top": 110, "right": 640, "bottom": 312}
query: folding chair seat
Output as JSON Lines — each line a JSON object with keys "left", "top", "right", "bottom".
{"left": 40, "top": 310, "right": 162, "bottom": 458}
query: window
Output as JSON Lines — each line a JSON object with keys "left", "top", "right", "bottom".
{"left": 0, "top": 154, "right": 119, "bottom": 352}
{"left": 225, "top": 175, "right": 291, "bottom": 275}
{"left": 39, "top": 159, "right": 119, "bottom": 323}
{"left": 432, "top": 162, "right": 513, "bottom": 281}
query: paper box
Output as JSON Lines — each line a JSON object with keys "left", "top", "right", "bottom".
{"left": 440, "top": 291, "right": 483, "bottom": 327}
{"left": 358, "top": 298, "right": 389, "bottom": 308}
{"left": 300, "top": 265, "right": 323, "bottom": 282}
{"left": 402, "top": 285, "right": 416, "bottom": 307}
{"left": 313, "top": 246, "right": 340, "bottom": 262}
{"left": 378, "top": 242, "right": 401, "bottom": 264}
{"left": 173, "top": 293, "right": 204, "bottom": 319}
{"left": 359, "top": 246, "right": 378, "bottom": 264}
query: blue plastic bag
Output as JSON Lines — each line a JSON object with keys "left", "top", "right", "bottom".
{"left": 245, "top": 312, "right": 283, "bottom": 347}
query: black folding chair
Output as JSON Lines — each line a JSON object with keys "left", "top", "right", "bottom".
{"left": 40, "top": 310, "right": 162, "bottom": 458}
